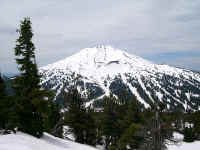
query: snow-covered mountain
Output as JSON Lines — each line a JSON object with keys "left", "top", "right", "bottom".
{"left": 40, "top": 45, "right": 200, "bottom": 110}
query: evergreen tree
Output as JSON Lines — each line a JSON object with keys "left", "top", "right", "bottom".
{"left": 122, "top": 96, "right": 144, "bottom": 128}
{"left": 117, "top": 97, "right": 145, "bottom": 150}
{"left": 64, "top": 89, "right": 97, "bottom": 145}
{"left": 144, "top": 103, "right": 176, "bottom": 150}
{"left": 192, "top": 111, "right": 200, "bottom": 139}
{"left": 44, "top": 101, "right": 62, "bottom": 136}
{"left": 118, "top": 123, "right": 143, "bottom": 150}
{"left": 101, "top": 95, "right": 120, "bottom": 150}
{"left": 84, "top": 107, "right": 97, "bottom": 146}
{"left": 13, "top": 17, "right": 52, "bottom": 138}
{"left": 183, "top": 111, "right": 197, "bottom": 142}
{"left": 64, "top": 89, "right": 86, "bottom": 143}
{"left": 183, "top": 126, "right": 195, "bottom": 142}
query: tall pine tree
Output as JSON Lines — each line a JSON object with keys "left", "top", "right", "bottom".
{"left": 13, "top": 17, "right": 51, "bottom": 138}
{"left": 101, "top": 95, "right": 120, "bottom": 150}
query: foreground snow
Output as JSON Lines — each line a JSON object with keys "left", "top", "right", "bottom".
{"left": 168, "top": 133, "right": 200, "bottom": 150}
{"left": 0, "top": 132, "right": 97, "bottom": 150}
{"left": 1, "top": 132, "right": 200, "bottom": 150}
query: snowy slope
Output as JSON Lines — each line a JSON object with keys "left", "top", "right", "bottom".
{"left": 0, "top": 132, "right": 97, "bottom": 150}
{"left": 168, "top": 142, "right": 200, "bottom": 150}
{"left": 40, "top": 45, "right": 200, "bottom": 110}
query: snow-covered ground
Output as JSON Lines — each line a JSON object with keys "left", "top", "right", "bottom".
{"left": 0, "top": 132, "right": 97, "bottom": 150}
{"left": 167, "top": 132, "right": 200, "bottom": 150}
{"left": 168, "top": 141, "right": 200, "bottom": 150}
{"left": 0, "top": 132, "right": 200, "bottom": 150}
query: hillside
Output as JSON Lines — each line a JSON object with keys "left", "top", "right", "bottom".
{"left": 40, "top": 45, "right": 200, "bottom": 110}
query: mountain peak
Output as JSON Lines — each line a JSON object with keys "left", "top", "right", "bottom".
{"left": 95, "top": 44, "right": 111, "bottom": 49}
{"left": 40, "top": 46, "right": 191, "bottom": 79}
{"left": 41, "top": 46, "right": 153, "bottom": 78}
{"left": 80, "top": 45, "right": 122, "bottom": 56}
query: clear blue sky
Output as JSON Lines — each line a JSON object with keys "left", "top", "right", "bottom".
{"left": 0, "top": 0, "right": 200, "bottom": 73}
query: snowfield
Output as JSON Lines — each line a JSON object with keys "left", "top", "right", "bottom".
{"left": 0, "top": 132, "right": 200, "bottom": 150}
{"left": 0, "top": 132, "right": 97, "bottom": 150}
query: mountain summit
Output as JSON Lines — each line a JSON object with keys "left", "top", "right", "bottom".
{"left": 41, "top": 45, "right": 152, "bottom": 77}
{"left": 40, "top": 46, "right": 200, "bottom": 110}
